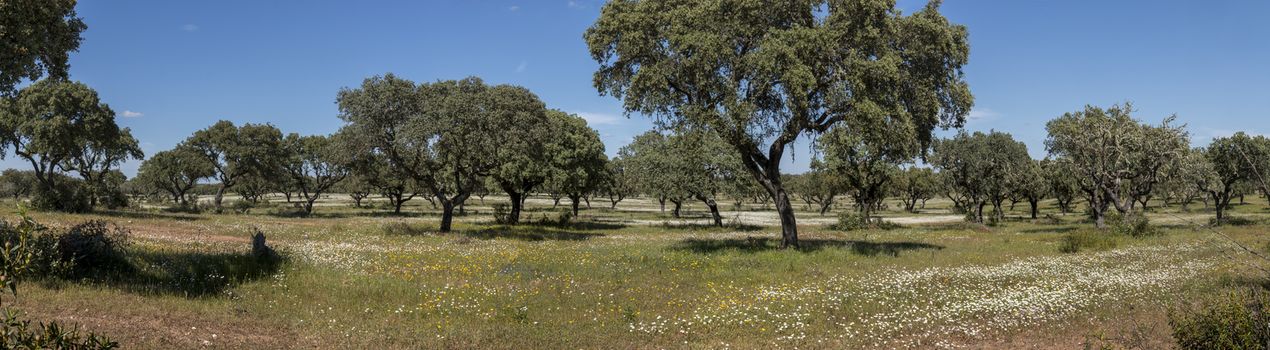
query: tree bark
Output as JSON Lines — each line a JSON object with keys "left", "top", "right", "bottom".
{"left": 214, "top": 184, "right": 228, "bottom": 213}
{"left": 773, "top": 192, "right": 798, "bottom": 247}
{"left": 1029, "top": 198, "right": 1039, "bottom": 219}
{"left": 440, "top": 201, "right": 456, "bottom": 232}
{"left": 670, "top": 199, "right": 682, "bottom": 218}
{"left": 696, "top": 194, "right": 723, "bottom": 227}
{"left": 570, "top": 195, "right": 581, "bottom": 216}
{"left": 507, "top": 191, "right": 523, "bottom": 225}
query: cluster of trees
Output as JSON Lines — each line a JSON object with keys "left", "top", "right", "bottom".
{"left": 585, "top": 0, "right": 974, "bottom": 247}
{"left": 128, "top": 74, "right": 613, "bottom": 232}
{"left": 776, "top": 102, "right": 1270, "bottom": 230}
{"left": 0, "top": 2, "right": 140, "bottom": 212}
{"left": 616, "top": 129, "right": 753, "bottom": 226}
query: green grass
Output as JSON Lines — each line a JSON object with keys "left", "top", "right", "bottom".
{"left": 5, "top": 194, "right": 1269, "bottom": 348}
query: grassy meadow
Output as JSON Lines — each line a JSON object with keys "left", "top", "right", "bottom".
{"left": 7, "top": 194, "right": 1270, "bottom": 349}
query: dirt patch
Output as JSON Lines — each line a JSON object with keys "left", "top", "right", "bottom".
{"left": 15, "top": 291, "right": 321, "bottom": 349}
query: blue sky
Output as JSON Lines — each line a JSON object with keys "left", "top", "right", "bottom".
{"left": 7, "top": 0, "right": 1269, "bottom": 176}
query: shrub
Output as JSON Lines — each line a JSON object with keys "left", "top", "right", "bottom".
{"left": 0, "top": 212, "right": 117, "bottom": 349}
{"left": 230, "top": 200, "right": 255, "bottom": 214}
{"left": 830, "top": 212, "right": 868, "bottom": 231}
{"left": 1042, "top": 213, "right": 1063, "bottom": 225}
{"left": 1169, "top": 289, "right": 1270, "bottom": 350}
{"left": 0, "top": 214, "right": 70, "bottom": 281}
{"left": 267, "top": 206, "right": 309, "bottom": 218}
{"left": 986, "top": 215, "right": 1003, "bottom": 227}
{"left": 829, "top": 212, "right": 902, "bottom": 231}
{"left": 97, "top": 189, "right": 130, "bottom": 210}
{"left": 1211, "top": 215, "right": 1258, "bottom": 227}
{"left": 30, "top": 181, "right": 92, "bottom": 213}
{"left": 163, "top": 200, "right": 212, "bottom": 214}
{"left": 56, "top": 221, "right": 131, "bottom": 275}
{"left": 492, "top": 204, "right": 510, "bottom": 225}
{"left": 0, "top": 309, "right": 118, "bottom": 349}
{"left": 380, "top": 221, "right": 427, "bottom": 236}
{"left": 1105, "top": 212, "right": 1159, "bottom": 238}
{"left": 533, "top": 209, "right": 573, "bottom": 227}
{"left": 1058, "top": 230, "right": 1119, "bottom": 253}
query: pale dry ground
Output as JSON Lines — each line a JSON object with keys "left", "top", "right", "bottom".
{"left": 190, "top": 193, "right": 971, "bottom": 227}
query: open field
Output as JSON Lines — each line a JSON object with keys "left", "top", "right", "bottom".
{"left": 8, "top": 195, "right": 1270, "bottom": 349}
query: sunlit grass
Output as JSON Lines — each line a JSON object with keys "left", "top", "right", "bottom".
{"left": 4, "top": 195, "right": 1267, "bottom": 348}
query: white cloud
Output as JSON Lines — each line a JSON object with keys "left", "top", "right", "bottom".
{"left": 507, "top": 5, "right": 520, "bottom": 11}
{"left": 122, "top": 110, "right": 144, "bottom": 118}
{"left": 515, "top": 61, "right": 528, "bottom": 73}
{"left": 574, "top": 111, "right": 624, "bottom": 126}
{"left": 967, "top": 108, "right": 1000, "bottom": 121}
{"left": 567, "top": 1, "right": 583, "bottom": 8}
{"left": 181, "top": 24, "right": 199, "bottom": 32}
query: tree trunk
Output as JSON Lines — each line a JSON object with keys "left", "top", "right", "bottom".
{"left": 1029, "top": 198, "right": 1039, "bottom": 219}
{"left": 507, "top": 191, "right": 523, "bottom": 225}
{"left": 670, "top": 199, "right": 682, "bottom": 218}
{"left": 440, "top": 201, "right": 455, "bottom": 232}
{"left": 304, "top": 198, "right": 317, "bottom": 216}
{"left": 214, "top": 184, "right": 228, "bottom": 213}
{"left": 658, "top": 196, "right": 666, "bottom": 213}
{"left": 818, "top": 200, "right": 833, "bottom": 216}
{"left": 773, "top": 192, "right": 798, "bottom": 248}
{"left": 696, "top": 195, "right": 723, "bottom": 227}
{"left": 975, "top": 202, "right": 986, "bottom": 223}
{"left": 570, "top": 195, "right": 581, "bottom": 216}
{"left": 393, "top": 195, "right": 404, "bottom": 214}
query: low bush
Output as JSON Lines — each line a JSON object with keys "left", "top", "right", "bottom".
{"left": 829, "top": 212, "right": 902, "bottom": 231}
{"left": 380, "top": 221, "right": 428, "bottom": 236}
{"left": 1106, "top": 212, "right": 1160, "bottom": 238}
{"left": 230, "top": 200, "right": 255, "bottom": 214}
{"left": 1, "top": 215, "right": 70, "bottom": 279}
{"left": 0, "top": 212, "right": 118, "bottom": 349}
{"left": 1211, "top": 215, "right": 1258, "bottom": 227}
{"left": 830, "top": 212, "right": 868, "bottom": 231}
{"left": 163, "top": 201, "right": 207, "bottom": 214}
{"left": 1169, "top": 289, "right": 1270, "bottom": 350}
{"left": 0, "top": 308, "right": 118, "bottom": 349}
{"left": 492, "top": 204, "right": 510, "bottom": 225}
{"left": 30, "top": 181, "right": 92, "bottom": 214}
{"left": 267, "top": 206, "right": 309, "bottom": 218}
{"left": 533, "top": 209, "right": 573, "bottom": 227}
{"left": 56, "top": 220, "right": 131, "bottom": 275}
{"left": 1058, "top": 230, "right": 1119, "bottom": 253}
{"left": 1042, "top": 213, "right": 1063, "bottom": 225}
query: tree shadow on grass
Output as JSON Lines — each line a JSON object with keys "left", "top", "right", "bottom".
{"left": 62, "top": 250, "right": 282, "bottom": 298}
{"left": 672, "top": 237, "right": 944, "bottom": 256}
{"left": 1018, "top": 226, "right": 1079, "bottom": 234}
{"left": 92, "top": 210, "right": 203, "bottom": 222}
{"left": 457, "top": 226, "right": 604, "bottom": 242}
{"left": 658, "top": 222, "right": 766, "bottom": 232}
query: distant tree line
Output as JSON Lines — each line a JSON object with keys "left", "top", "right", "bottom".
{"left": 778, "top": 102, "right": 1270, "bottom": 228}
